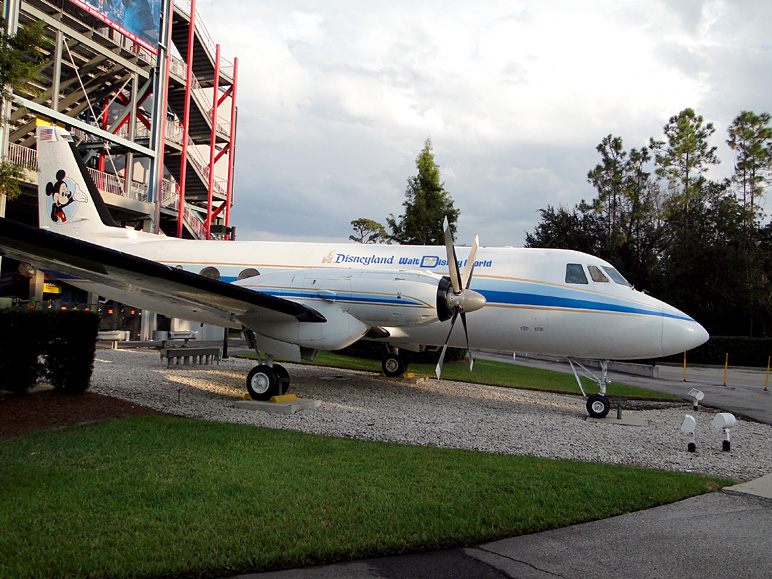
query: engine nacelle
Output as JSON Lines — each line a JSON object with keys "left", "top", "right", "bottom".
{"left": 235, "top": 268, "right": 446, "bottom": 329}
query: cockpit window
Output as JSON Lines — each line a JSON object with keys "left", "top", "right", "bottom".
{"left": 587, "top": 265, "right": 609, "bottom": 283}
{"left": 601, "top": 266, "right": 632, "bottom": 286}
{"left": 565, "top": 263, "right": 588, "bottom": 284}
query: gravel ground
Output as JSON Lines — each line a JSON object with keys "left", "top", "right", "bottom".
{"left": 91, "top": 349, "right": 772, "bottom": 482}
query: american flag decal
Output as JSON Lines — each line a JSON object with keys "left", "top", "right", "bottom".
{"left": 39, "top": 128, "right": 55, "bottom": 141}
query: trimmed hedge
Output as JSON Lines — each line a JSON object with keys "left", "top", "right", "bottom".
{"left": 0, "top": 310, "right": 100, "bottom": 395}
{"left": 663, "top": 336, "right": 772, "bottom": 368}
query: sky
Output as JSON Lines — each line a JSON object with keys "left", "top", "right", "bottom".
{"left": 195, "top": 0, "right": 772, "bottom": 247}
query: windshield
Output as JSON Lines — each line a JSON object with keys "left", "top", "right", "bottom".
{"left": 601, "top": 266, "right": 631, "bottom": 286}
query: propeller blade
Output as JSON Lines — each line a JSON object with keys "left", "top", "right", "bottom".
{"left": 435, "top": 308, "right": 458, "bottom": 379}
{"left": 444, "top": 217, "right": 461, "bottom": 294}
{"left": 460, "top": 235, "right": 479, "bottom": 289}
{"left": 460, "top": 311, "right": 474, "bottom": 372}
{"left": 435, "top": 343, "right": 449, "bottom": 380}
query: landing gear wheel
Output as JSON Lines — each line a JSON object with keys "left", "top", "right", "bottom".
{"left": 382, "top": 354, "right": 407, "bottom": 378}
{"left": 273, "top": 364, "right": 290, "bottom": 395}
{"left": 246, "top": 365, "right": 281, "bottom": 401}
{"left": 586, "top": 394, "right": 611, "bottom": 418}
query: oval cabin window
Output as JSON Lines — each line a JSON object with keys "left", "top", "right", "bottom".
{"left": 238, "top": 268, "right": 260, "bottom": 280}
{"left": 199, "top": 266, "right": 220, "bottom": 280}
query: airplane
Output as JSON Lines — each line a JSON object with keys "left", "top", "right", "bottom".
{"left": 0, "top": 125, "right": 709, "bottom": 418}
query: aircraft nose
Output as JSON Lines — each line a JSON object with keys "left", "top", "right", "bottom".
{"left": 661, "top": 313, "right": 709, "bottom": 357}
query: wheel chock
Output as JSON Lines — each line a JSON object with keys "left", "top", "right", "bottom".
{"left": 270, "top": 394, "right": 298, "bottom": 403}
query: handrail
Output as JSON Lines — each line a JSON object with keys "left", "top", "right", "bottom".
{"left": 162, "top": 187, "right": 209, "bottom": 239}
{"left": 169, "top": 53, "right": 232, "bottom": 136}
{"left": 173, "top": 0, "right": 235, "bottom": 80}
{"left": 8, "top": 143, "right": 38, "bottom": 171}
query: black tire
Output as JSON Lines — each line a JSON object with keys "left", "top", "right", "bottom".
{"left": 586, "top": 394, "right": 611, "bottom": 418}
{"left": 273, "top": 364, "right": 290, "bottom": 395}
{"left": 246, "top": 365, "right": 281, "bottom": 401}
{"left": 382, "top": 354, "right": 407, "bottom": 377}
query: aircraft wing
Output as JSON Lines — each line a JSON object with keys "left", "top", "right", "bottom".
{"left": 0, "top": 217, "right": 326, "bottom": 325}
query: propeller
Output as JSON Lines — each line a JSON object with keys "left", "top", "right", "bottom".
{"left": 435, "top": 217, "right": 486, "bottom": 379}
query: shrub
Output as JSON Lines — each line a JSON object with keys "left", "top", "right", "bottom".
{"left": 0, "top": 309, "right": 46, "bottom": 394}
{"left": 43, "top": 311, "right": 100, "bottom": 394}
{"left": 0, "top": 309, "right": 99, "bottom": 395}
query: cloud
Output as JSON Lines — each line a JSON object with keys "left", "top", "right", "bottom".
{"left": 195, "top": 0, "right": 772, "bottom": 248}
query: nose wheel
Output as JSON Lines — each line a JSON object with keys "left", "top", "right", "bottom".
{"left": 586, "top": 394, "right": 611, "bottom": 418}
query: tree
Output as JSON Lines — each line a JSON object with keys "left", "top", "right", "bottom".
{"left": 349, "top": 218, "right": 388, "bottom": 244}
{"left": 586, "top": 134, "right": 626, "bottom": 238}
{"left": 650, "top": 108, "right": 719, "bottom": 219}
{"left": 526, "top": 108, "right": 772, "bottom": 336}
{"left": 524, "top": 205, "right": 607, "bottom": 256}
{"left": 1, "top": 18, "right": 48, "bottom": 200}
{"left": 0, "top": 18, "right": 47, "bottom": 103}
{"left": 726, "top": 110, "right": 772, "bottom": 219}
{"left": 387, "top": 138, "right": 459, "bottom": 245}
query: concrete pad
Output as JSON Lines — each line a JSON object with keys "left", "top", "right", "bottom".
{"left": 233, "top": 398, "right": 321, "bottom": 415}
{"left": 724, "top": 472, "right": 772, "bottom": 500}
{"left": 586, "top": 413, "right": 648, "bottom": 426}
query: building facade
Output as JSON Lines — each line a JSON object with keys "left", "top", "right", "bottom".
{"left": 0, "top": 0, "right": 239, "bottom": 340}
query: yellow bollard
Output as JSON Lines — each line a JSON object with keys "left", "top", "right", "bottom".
{"left": 683, "top": 351, "right": 687, "bottom": 382}
{"left": 723, "top": 353, "right": 729, "bottom": 387}
{"left": 765, "top": 356, "right": 770, "bottom": 392}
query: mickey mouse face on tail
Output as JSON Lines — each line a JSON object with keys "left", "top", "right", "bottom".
{"left": 45, "top": 169, "right": 81, "bottom": 223}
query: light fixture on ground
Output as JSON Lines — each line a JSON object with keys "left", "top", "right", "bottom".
{"left": 681, "top": 414, "right": 697, "bottom": 453}
{"left": 688, "top": 388, "right": 704, "bottom": 411}
{"left": 711, "top": 413, "right": 736, "bottom": 452}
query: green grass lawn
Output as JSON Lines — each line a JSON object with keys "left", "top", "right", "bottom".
{"left": 242, "top": 350, "right": 681, "bottom": 400}
{"left": 0, "top": 415, "right": 729, "bottom": 579}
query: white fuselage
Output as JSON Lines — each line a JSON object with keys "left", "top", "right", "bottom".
{"left": 65, "top": 226, "right": 707, "bottom": 360}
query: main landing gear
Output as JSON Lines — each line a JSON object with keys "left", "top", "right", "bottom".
{"left": 382, "top": 351, "right": 408, "bottom": 377}
{"left": 242, "top": 328, "right": 291, "bottom": 401}
{"left": 568, "top": 359, "right": 612, "bottom": 418}
{"left": 246, "top": 362, "right": 290, "bottom": 401}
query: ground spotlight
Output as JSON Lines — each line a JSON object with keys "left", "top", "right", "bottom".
{"left": 681, "top": 414, "right": 697, "bottom": 453}
{"left": 688, "top": 388, "right": 704, "bottom": 411}
{"left": 711, "top": 413, "right": 736, "bottom": 452}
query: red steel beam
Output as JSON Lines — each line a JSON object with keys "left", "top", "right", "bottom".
{"left": 206, "top": 43, "right": 221, "bottom": 240}
{"left": 225, "top": 57, "right": 238, "bottom": 239}
{"left": 177, "top": 0, "right": 197, "bottom": 238}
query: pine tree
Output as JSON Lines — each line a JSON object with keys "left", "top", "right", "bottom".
{"left": 387, "top": 138, "right": 459, "bottom": 245}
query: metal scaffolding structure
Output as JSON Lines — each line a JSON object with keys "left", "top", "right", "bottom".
{"left": 0, "top": 0, "right": 239, "bottom": 338}
{"left": 0, "top": 0, "right": 238, "bottom": 240}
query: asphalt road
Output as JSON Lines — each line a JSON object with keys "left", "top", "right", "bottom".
{"left": 475, "top": 351, "right": 772, "bottom": 426}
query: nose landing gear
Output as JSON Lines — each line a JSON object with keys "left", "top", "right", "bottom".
{"left": 569, "top": 359, "right": 612, "bottom": 418}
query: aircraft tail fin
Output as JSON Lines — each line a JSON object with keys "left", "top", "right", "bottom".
{"left": 36, "top": 125, "right": 121, "bottom": 238}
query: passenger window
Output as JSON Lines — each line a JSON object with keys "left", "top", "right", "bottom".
{"left": 238, "top": 268, "right": 260, "bottom": 280}
{"left": 601, "top": 266, "right": 631, "bottom": 286}
{"left": 199, "top": 266, "right": 220, "bottom": 280}
{"left": 588, "top": 265, "right": 609, "bottom": 282}
{"left": 565, "top": 263, "right": 588, "bottom": 284}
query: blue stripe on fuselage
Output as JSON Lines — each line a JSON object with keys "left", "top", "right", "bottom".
{"left": 476, "top": 287, "right": 692, "bottom": 321}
